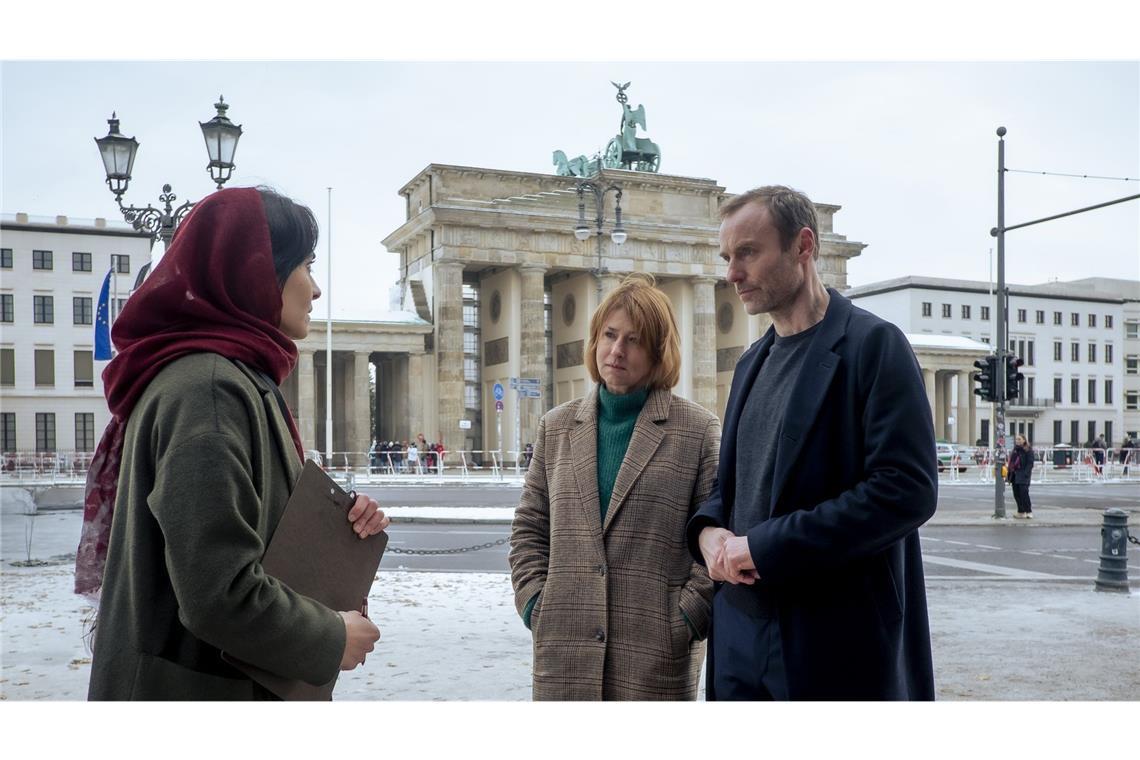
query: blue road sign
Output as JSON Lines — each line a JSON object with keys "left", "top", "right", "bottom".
{"left": 493, "top": 383, "right": 504, "bottom": 401}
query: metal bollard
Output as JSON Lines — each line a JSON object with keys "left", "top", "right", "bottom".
{"left": 1094, "top": 508, "right": 1130, "bottom": 593}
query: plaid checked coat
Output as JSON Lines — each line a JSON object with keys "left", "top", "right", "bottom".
{"left": 509, "top": 386, "right": 719, "bottom": 700}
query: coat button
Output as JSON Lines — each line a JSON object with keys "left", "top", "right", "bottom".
{"left": 595, "top": 628, "right": 606, "bottom": 642}
{"left": 596, "top": 564, "right": 606, "bottom": 576}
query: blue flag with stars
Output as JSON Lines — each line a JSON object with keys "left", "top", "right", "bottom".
{"left": 94, "top": 268, "right": 113, "bottom": 360}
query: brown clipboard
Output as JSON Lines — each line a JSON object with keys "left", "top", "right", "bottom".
{"left": 222, "top": 459, "right": 388, "bottom": 700}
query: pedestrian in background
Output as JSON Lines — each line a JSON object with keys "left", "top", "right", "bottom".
{"left": 1121, "top": 435, "right": 1135, "bottom": 477}
{"left": 509, "top": 273, "right": 719, "bottom": 700}
{"left": 78, "top": 187, "right": 386, "bottom": 700}
{"left": 1009, "top": 434, "right": 1034, "bottom": 519}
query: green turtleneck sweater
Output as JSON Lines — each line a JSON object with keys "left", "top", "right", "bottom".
{"left": 596, "top": 383, "right": 649, "bottom": 523}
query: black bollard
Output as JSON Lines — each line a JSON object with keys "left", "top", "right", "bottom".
{"left": 1094, "top": 508, "right": 1130, "bottom": 593}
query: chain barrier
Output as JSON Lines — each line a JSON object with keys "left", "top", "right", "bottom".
{"left": 387, "top": 536, "right": 511, "bottom": 556}
{"left": 1127, "top": 529, "right": 1140, "bottom": 547}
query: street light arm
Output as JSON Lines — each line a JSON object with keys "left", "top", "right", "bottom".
{"left": 991, "top": 193, "right": 1140, "bottom": 236}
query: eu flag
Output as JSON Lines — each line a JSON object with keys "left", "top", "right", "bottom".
{"left": 94, "top": 268, "right": 113, "bottom": 360}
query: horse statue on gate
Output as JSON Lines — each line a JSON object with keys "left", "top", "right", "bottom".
{"left": 549, "top": 81, "right": 662, "bottom": 175}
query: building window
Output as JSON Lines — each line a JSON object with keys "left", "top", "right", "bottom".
{"left": 1088, "top": 342, "right": 1096, "bottom": 363}
{"left": 1126, "top": 355, "right": 1139, "bottom": 375}
{"left": 980, "top": 306, "right": 990, "bottom": 321}
{"left": 1053, "top": 420, "right": 1062, "bottom": 445}
{"left": 73, "top": 296, "right": 93, "bottom": 325}
{"left": 1105, "top": 315, "right": 1113, "bottom": 329}
{"left": 74, "top": 350, "right": 94, "bottom": 388}
{"left": 1071, "top": 312, "right": 1079, "bottom": 327}
{"left": 1017, "top": 308, "right": 1026, "bottom": 323}
{"left": 1027, "top": 376, "right": 1035, "bottom": 401}
{"left": 1126, "top": 391, "right": 1139, "bottom": 411}
{"left": 0, "top": 248, "right": 11, "bottom": 268}
{"left": 961, "top": 305, "right": 971, "bottom": 320}
{"left": 73, "top": 252, "right": 93, "bottom": 272}
{"left": 1070, "top": 420, "right": 1080, "bottom": 445}
{"left": 1088, "top": 379, "right": 1097, "bottom": 405}
{"left": 0, "top": 348, "right": 13, "bottom": 387}
{"left": 980, "top": 336, "right": 990, "bottom": 344}
{"left": 1071, "top": 378, "right": 1079, "bottom": 404}
{"left": 921, "top": 302, "right": 931, "bottom": 317}
{"left": 1035, "top": 310, "right": 1044, "bottom": 324}
{"left": 1088, "top": 313, "right": 1096, "bottom": 328}
{"left": 1053, "top": 311, "right": 1062, "bottom": 325}
{"left": 32, "top": 250, "right": 53, "bottom": 270}
{"left": 1017, "top": 339, "right": 1026, "bottom": 363}
{"left": 1106, "top": 379, "right": 1113, "bottom": 405}
{"left": 1071, "top": 342, "right": 1080, "bottom": 362}
{"left": 0, "top": 412, "right": 14, "bottom": 451}
{"left": 1027, "top": 340, "right": 1035, "bottom": 366}
{"left": 111, "top": 254, "right": 131, "bottom": 274}
{"left": 33, "top": 295, "right": 54, "bottom": 324}
{"left": 1053, "top": 341, "right": 1062, "bottom": 362}
{"left": 75, "top": 413, "right": 96, "bottom": 452}
{"left": 1106, "top": 421, "right": 1114, "bottom": 447}
{"left": 35, "top": 413, "right": 56, "bottom": 452}
{"left": 0, "top": 294, "right": 12, "bottom": 323}
{"left": 1127, "top": 321, "right": 1140, "bottom": 340}
{"left": 1053, "top": 377, "right": 1062, "bottom": 403}
{"left": 1088, "top": 421, "right": 1097, "bottom": 445}
{"left": 1105, "top": 344, "right": 1113, "bottom": 364}
{"left": 941, "top": 303, "right": 951, "bottom": 318}
{"left": 34, "top": 349, "right": 54, "bottom": 387}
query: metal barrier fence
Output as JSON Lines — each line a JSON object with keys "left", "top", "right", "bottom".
{"left": 3, "top": 447, "right": 1135, "bottom": 486}
{"left": 937, "top": 447, "right": 1139, "bottom": 484}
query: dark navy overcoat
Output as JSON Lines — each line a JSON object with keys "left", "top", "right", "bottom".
{"left": 687, "top": 290, "right": 937, "bottom": 700}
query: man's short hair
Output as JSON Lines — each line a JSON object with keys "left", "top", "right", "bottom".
{"left": 719, "top": 185, "right": 820, "bottom": 260}
{"left": 585, "top": 272, "right": 681, "bottom": 391}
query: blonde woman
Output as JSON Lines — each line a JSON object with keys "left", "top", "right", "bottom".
{"left": 509, "top": 273, "right": 720, "bottom": 700}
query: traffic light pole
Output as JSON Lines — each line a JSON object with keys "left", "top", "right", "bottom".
{"left": 993, "top": 127, "right": 1008, "bottom": 519}
{"left": 989, "top": 126, "right": 1140, "bottom": 519}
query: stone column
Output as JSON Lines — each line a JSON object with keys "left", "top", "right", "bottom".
{"left": 298, "top": 350, "right": 315, "bottom": 450}
{"left": 519, "top": 263, "right": 547, "bottom": 448}
{"left": 352, "top": 351, "right": 372, "bottom": 465}
{"left": 692, "top": 276, "right": 718, "bottom": 414}
{"left": 434, "top": 260, "right": 466, "bottom": 456}
{"left": 407, "top": 352, "right": 424, "bottom": 443}
{"left": 938, "top": 372, "right": 952, "bottom": 441}
{"left": 956, "top": 371, "right": 971, "bottom": 446}
{"left": 922, "top": 367, "right": 936, "bottom": 431}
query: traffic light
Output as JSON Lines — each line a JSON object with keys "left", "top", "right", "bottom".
{"left": 973, "top": 356, "right": 997, "bottom": 402}
{"left": 1006, "top": 355, "right": 1024, "bottom": 401}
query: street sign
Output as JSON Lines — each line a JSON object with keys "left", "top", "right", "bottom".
{"left": 495, "top": 400, "right": 504, "bottom": 412}
{"left": 509, "top": 377, "right": 541, "bottom": 388}
{"left": 458, "top": 419, "right": 472, "bottom": 430}
{"left": 492, "top": 383, "right": 504, "bottom": 401}
{"left": 522, "top": 389, "right": 542, "bottom": 398}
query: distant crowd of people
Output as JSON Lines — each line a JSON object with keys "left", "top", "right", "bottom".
{"left": 369, "top": 433, "right": 446, "bottom": 473}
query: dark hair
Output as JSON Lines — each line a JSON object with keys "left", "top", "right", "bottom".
{"left": 718, "top": 185, "right": 820, "bottom": 260}
{"left": 258, "top": 187, "right": 319, "bottom": 287}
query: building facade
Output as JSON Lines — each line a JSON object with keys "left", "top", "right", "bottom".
{"left": 846, "top": 275, "right": 1138, "bottom": 447}
{"left": 0, "top": 213, "right": 152, "bottom": 454}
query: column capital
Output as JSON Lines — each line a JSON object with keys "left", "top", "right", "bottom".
{"left": 691, "top": 275, "right": 721, "bottom": 286}
{"left": 434, "top": 259, "right": 465, "bottom": 272}
{"left": 518, "top": 262, "right": 548, "bottom": 274}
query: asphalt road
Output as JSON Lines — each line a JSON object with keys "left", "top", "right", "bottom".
{"left": 359, "top": 482, "right": 1139, "bottom": 513}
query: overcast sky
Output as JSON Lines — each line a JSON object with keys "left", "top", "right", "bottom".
{"left": 3, "top": 64, "right": 1138, "bottom": 321}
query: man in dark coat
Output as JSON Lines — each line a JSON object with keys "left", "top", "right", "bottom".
{"left": 686, "top": 185, "right": 937, "bottom": 700}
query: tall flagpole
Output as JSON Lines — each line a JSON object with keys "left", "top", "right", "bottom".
{"left": 325, "top": 187, "right": 333, "bottom": 464}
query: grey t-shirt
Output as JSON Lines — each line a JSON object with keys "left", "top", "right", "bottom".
{"left": 732, "top": 321, "right": 821, "bottom": 537}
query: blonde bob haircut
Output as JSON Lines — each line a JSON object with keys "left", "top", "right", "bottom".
{"left": 586, "top": 272, "right": 681, "bottom": 391}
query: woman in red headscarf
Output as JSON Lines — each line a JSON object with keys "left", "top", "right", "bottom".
{"left": 79, "top": 187, "right": 387, "bottom": 700}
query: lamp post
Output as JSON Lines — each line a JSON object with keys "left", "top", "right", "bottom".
{"left": 573, "top": 178, "right": 626, "bottom": 304}
{"left": 94, "top": 96, "right": 243, "bottom": 248}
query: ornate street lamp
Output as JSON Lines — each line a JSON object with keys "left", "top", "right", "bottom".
{"left": 94, "top": 96, "right": 243, "bottom": 247}
{"left": 574, "top": 178, "right": 626, "bottom": 303}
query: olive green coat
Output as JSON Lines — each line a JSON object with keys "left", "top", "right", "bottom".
{"left": 88, "top": 353, "right": 344, "bottom": 700}
{"left": 509, "top": 387, "right": 719, "bottom": 700}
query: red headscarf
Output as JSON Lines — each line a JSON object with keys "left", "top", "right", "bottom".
{"left": 75, "top": 187, "right": 305, "bottom": 599}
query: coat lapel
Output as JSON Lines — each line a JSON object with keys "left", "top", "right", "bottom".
{"left": 601, "top": 387, "right": 670, "bottom": 534}
{"left": 720, "top": 328, "right": 775, "bottom": 518}
{"left": 568, "top": 388, "right": 606, "bottom": 553}
{"left": 233, "top": 360, "right": 303, "bottom": 487}
{"left": 768, "top": 291, "right": 851, "bottom": 514}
